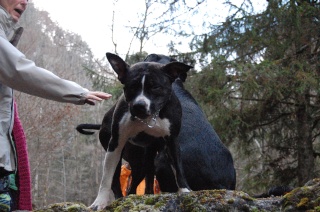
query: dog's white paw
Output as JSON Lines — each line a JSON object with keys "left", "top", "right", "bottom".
{"left": 89, "top": 189, "right": 115, "bottom": 211}
{"left": 178, "top": 188, "right": 191, "bottom": 194}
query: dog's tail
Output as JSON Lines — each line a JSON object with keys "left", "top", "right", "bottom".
{"left": 76, "top": 124, "right": 101, "bottom": 135}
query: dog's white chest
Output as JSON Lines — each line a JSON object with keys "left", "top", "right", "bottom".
{"left": 119, "top": 112, "right": 171, "bottom": 138}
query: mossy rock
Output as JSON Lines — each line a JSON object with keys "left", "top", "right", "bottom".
{"left": 34, "top": 202, "right": 90, "bottom": 212}
{"left": 281, "top": 178, "right": 320, "bottom": 211}
{"left": 35, "top": 178, "right": 320, "bottom": 212}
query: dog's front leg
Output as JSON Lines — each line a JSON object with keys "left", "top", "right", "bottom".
{"left": 90, "top": 139, "right": 125, "bottom": 210}
{"left": 166, "top": 138, "right": 191, "bottom": 194}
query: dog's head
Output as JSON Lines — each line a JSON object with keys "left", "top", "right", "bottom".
{"left": 144, "top": 54, "right": 188, "bottom": 82}
{"left": 106, "top": 52, "right": 192, "bottom": 120}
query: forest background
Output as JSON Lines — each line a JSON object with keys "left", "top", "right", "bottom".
{"left": 14, "top": 0, "right": 320, "bottom": 208}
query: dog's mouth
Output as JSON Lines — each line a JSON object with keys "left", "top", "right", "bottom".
{"left": 130, "top": 109, "right": 151, "bottom": 120}
{"left": 129, "top": 101, "right": 152, "bottom": 120}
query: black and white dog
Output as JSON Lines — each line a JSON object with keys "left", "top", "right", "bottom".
{"left": 89, "top": 53, "right": 192, "bottom": 210}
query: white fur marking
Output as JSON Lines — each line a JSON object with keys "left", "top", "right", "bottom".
{"left": 171, "top": 164, "right": 190, "bottom": 194}
{"left": 120, "top": 111, "right": 171, "bottom": 138}
{"left": 90, "top": 134, "right": 127, "bottom": 210}
{"left": 133, "top": 75, "right": 151, "bottom": 112}
{"left": 178, "top": 188, "right": 191, "bottom": 194}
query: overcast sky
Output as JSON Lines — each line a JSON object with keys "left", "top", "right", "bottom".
{"left": 31, "top": 0, "right": 267, "bottom": 59}
{"left": 32, "top": 0, "right": 186, "bottom": 59}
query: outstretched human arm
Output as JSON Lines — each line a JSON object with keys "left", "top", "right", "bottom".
{"left": 0, "top": 36, "right": 111, "bottom": 105}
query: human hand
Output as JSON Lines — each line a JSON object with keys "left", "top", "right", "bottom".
{"left": 84, "top": 91, "right": 112, "bottom": 105}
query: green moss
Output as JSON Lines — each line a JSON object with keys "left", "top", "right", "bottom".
{"left": 154, "top": 201, "right": 164, "bottom": 209}
{"left": 34, "top": 202, "right": 89, "bottom": 212}
{"left": 281, "top": 180, "right": 320, "bottom": 211}
{"left": 180, "top": 193, "right": 207, "bottom": 212}
{"left": 238, "top": 191, "right": 254, "bottom": 201}
{"left": 250, "top": 206, "right": 260, "bottom": 212}
{"left": 283, "top": 188, "right": 296, "bottom": 199}
{"left": 211, "top": 193, "right": 223, "bottom": 199}
{"left": 66, "top": 204, "right": 87, "bottom": 212}
{"left": 154, "top": 194, "right": 176, "bottom": 210}
{"left": 144, "top": 196, "right": 156, "bottom": 205}
{"left": 118, "top": 197, "right": 134, "bottom": 209}
{"left": 227, "top": 198, "right": 235, "bottom": 204}
{"left": 297, "top": 197, "right": 309, "bottom": 209}
{"left": 210, "top": 189, "right": 227, "bottom": 199}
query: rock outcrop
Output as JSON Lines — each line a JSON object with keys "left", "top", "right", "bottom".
{"left": 35, "top": 178, "right": 320, "bottom": 212}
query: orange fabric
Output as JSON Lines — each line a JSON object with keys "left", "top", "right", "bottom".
{"left": 136, "top": 178, "right": 161, "bottom": 195}
{"left": 154, "top": 178, "right": 160, "bottom": 194}
{"left": 120, "top": 165, "right": 132, "bottom": 196}
{"left": 120, "top": 164, "right": 161, "bottom": 196}
{"left": 136, "top": 179, "right": 146, "bottom": 195}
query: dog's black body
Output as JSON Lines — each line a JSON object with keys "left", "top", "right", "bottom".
{"left": 144, "top": 54, "right": 236, "bottom": 191}
{"left": 77, "top": 54, "right": 236, "bottom": 199}
{"left": 89, "top": 53, "right": 191, "bottom": 210}
{"left": 154, "top": 79, "right": 236, "bottom": 191}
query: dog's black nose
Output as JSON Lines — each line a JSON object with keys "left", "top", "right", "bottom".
{"left": 131, "top": 100, "right": 150, "bottom": 119}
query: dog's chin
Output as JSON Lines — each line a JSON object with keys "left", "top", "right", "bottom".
{"left": 130, "top": 108, "right": 151, "bottom": 120}
{"left": 132, "top": 113, "right": 150, "bottom": 120}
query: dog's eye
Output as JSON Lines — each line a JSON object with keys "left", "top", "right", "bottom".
{"left": 126, "top": 82, "right": 140, "bottom": 90}
{"left": 152, "top": 85, "right": 162, "bottom": 90}
{"left": 150, "top": 86, "right": 164, "bottom": 95}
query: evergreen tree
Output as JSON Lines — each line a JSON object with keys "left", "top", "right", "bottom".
{"left": 189, "top": 0, "right": 320, "bottom": 192}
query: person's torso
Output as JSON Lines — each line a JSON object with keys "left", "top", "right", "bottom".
{"left": 0, "top": 6, "right": 19, "bottom": 172}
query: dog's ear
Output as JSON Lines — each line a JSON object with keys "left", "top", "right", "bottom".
{"left": 106, "top": 53, "right": 130, "bottom": 84}
{"left": 162, "top": 62, "right": 193, "bottom": 82}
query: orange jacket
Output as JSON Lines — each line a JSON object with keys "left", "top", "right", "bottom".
{"left": 120, "top": 164, "right": 160, "bottom": 196}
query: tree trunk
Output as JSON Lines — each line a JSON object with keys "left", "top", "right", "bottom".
{"left": 296, "top": 98, "right": 314, "bottom": 186}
